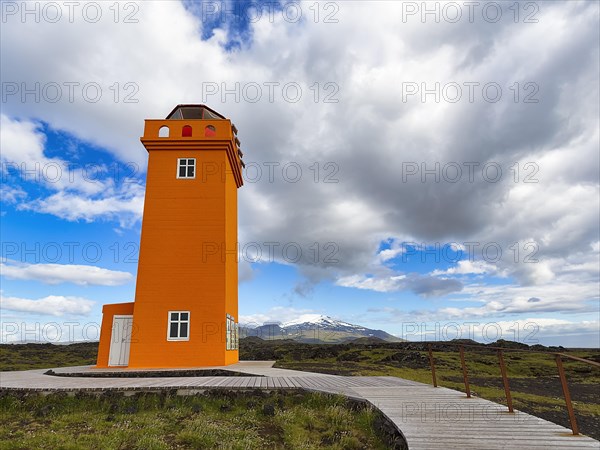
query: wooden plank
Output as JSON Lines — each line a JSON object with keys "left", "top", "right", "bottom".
{"left": 239, "top": 376, "right": 252, "bottom": 388}
{"left": 2, "top": 365, "right": 598, "bottom": 448}
{"left": 351, "top": 386, "right": 599, "bottom": 449}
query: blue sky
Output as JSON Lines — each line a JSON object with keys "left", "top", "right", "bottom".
{"left": 1, "top": 1, "right": 599, "bottom": 347}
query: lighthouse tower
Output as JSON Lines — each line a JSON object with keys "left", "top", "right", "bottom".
{"left": 96, "top": 105, "right": 244, "bottom": 368}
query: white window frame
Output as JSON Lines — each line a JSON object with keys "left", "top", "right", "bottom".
{"left": 226, "top": 314, "right": 231, "bottom": 350}
{"left": 176, "top": 158, "right": 196, "bottom": 179}
{"left": 234, "top": 322, "right": 239, "bottom": 350}
{"left": 167, "top": 311, "right": 190, "bottom": 341}
{"left": 226, "top": 314, "right": 238, "bottom": 350}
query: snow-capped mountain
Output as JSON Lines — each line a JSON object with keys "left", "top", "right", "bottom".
{"left": 282, "top": 315, "right": 367, "bottom": 331}
{"left": 240, "top": 315, "right": 403, "bottom": 343}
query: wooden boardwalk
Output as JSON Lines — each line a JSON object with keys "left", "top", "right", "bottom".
{"left": 1, "top": 362, "right": 598, "bottom": 449}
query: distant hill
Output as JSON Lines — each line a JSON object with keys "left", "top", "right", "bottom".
{"left": 240, "top": 315, "right": 404, "bottom": 344}
{"left": 348, "top": 336, "right": 389, "bottom": 345}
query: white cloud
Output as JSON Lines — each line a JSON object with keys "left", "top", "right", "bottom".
{"left": 431, "top": 260, "right": 507, "bottom": 277}
{"left": 376, "top": 238, "right": 415, "bottom": 263}
{"left": 1, "top": 114, "right": 145, "bottom": 226}
{"left": 0, "top": 114, "right": 46, "bottom": 166}
{"left": 238, "top": 259, "right": 255, "bottom": 284}
{"left": 0, "top": 185, "right": 27, "bottom": 204}
{"left": 1, "top": 1, "right": 598, "bottom": 319}
{"left": 449, "top": 281, "right": 599, "bottom": 316}
{"left": 0, "top": 114, "right": 106, "bottom": 195}
{"left": 371, "top": 280, "right": 599, "bottom": 322}
{"left": 336, "top": 274, "right": 406, "bottom": 293}
{"left": 1, "top": 260, "right": 133, "bottom": 286}
{"left": 19, "top": 187, "right": 144, "bottom": 226}
{"left": 336, "top": 272, "right": 463, "bottom": 297}
{"left": 1, "top": 294, "right": 94, "bottom": 316}
{"left": 414, "top": 318, "right": 600, "bottom": 346}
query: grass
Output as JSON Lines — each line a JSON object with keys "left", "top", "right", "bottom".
{"left": 0, "top": 390, "right": 392, "bottom": 450}
{"left": 255, "top": 341, "right": 600, "bottom": 440}
{"left": 0, "top": 342, "right": 97, "bottom": 371}
{"left": 2, "top": 339, "right": 598, "bottom": 441}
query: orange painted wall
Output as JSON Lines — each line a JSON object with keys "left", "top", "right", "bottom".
{"left": 95, "top": 302, "right": 134, "bottom": 368}
{"left": 225, "top": 158, "right": 239, "bottom": 364}
{"left": 123, "top": 119, "right": 241, "bottom": 368}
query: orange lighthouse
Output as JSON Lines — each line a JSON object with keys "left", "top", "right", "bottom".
{"left": 96, "top": 105, "right": 244, "bottom": 368}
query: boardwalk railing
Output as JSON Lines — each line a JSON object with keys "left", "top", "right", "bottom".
{"left": 424, "top": 342, "right": 600, "bottom": 435}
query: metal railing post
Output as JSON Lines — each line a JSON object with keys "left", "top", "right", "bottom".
{"left": 497, "top": 349, "right": 514, "bottom": 413}
{"left": 427, "top": 343, "right": 437, "bottom": 387}
{"left": 459, "top": 345, "right": 471, "bottom": 398}
{"left": 555, "top": 354, "right": 579, "bottom": 435}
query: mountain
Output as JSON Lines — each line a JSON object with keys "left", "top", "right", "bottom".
{"left": 240, "top": 315, "right": 404, "bottom": 343}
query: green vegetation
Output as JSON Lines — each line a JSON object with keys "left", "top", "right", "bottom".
{"left": 0, "top": 390, "right": 393, "bottom": 450}
{"left": 2, "top": 339, "right": 598, "bottom": 441}
{"left": 240, "top": 338, "right": 600, "bottom": 440}
{"left": 0, "top": 342, "right": 97, "bottom": 371}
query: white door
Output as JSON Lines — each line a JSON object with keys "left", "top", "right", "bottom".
{"left": 108, "top": 315, "right": 133, "bottom": 366}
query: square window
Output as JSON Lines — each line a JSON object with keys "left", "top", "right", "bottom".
{"left": 177, "top": 158, "right": 196, "bottom": 179}
{"left": 167, "top": 311, "right": 190, "bottom": 341}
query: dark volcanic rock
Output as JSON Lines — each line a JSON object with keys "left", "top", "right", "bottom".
{"left": 380, "top": 351, "right": 428, "bottom": 368}
{"left": 262, "top": 403, "right": 275, "bottom": 416}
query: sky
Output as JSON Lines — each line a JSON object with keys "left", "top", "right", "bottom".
{"left": 1, "top": 0, "right": 599, "bottom": 347}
